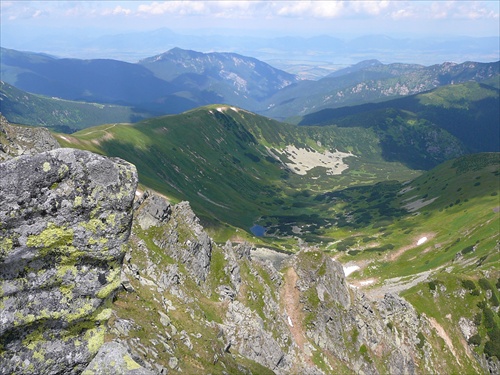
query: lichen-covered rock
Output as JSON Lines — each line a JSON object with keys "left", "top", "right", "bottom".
{"left": 134, "top": 194, "right": 212, "bottom": 285}
{"left": 82, "top": 342, "right": 154, "bottom": 375}
{"left": 222, "top": 301, "right": 291, "bottom": 373}
{"left": 0, "top": 114, "right": 60, "bottom": 162}
{"left": 0, "top": 148, "right": 137, "bottom": 374}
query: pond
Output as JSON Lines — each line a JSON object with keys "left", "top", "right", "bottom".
{"left": 250, "top": 224, "right": 266, "bottom": 237}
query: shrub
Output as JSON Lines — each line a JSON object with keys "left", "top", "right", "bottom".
{"left": 461, "top": 279, "right": 477, "bottom": 291}
{"left": 483, "top": 307, "right": 496, "bottom": 330}
{"left": 484, "top": 339, "right": 500, "bottom": 360}
{"left": 416, "top": 332, "right": 425, "bottom": 349}
{"left": 428, "top": 281, "right": 437, "bottom": 291}
{"left": 479, "top": 278, "right": 493, "bottom": 291}
{"left": 474, "top": 312, "right": 482, "bottom": 326}
{"left": 494, "top": 293, "right": 500, "bottom": 307}
{"left": 461, "top": 245, "right": 475, "bottom": 255}
{"left": 468, "top": 334, "right": 482, "bottom": 346}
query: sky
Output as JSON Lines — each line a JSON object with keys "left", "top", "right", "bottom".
{"left": 1, "top": 0, "right": 499, "bottom": 39}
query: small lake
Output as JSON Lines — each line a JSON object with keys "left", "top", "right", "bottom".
{"left": 250, "top": 225, "right": 266, "bottom": 237}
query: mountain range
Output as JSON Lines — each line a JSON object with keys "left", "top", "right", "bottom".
{"left": 1, "top": 47, "right": 498, "bottom": 124}
{"left": 1, "top": 113, "right": 499, "bottom": 374}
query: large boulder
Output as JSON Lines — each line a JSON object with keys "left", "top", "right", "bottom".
{"left": 0, "top": 148, "right": 137, "bottom": 374}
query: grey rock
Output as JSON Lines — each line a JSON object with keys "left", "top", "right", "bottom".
{"left": 168, "top": 356, "right": 179, "bottom": 369}
{"left": 0, "top": 148, "right": 137, "bottom": 374}
{"left": 136, "top": 193, "right": 171, "bottom": 230}
{"left": 0, "top": 114, "right": 60, "bottom": 162}
{"left": 223, "top": 301, "right": 291, "bottom": 373}
{"left": 134, "top": 194, "right": 212, "bottom": 285}
{"left": 83, "top": 341, "right": 155, "bottom": 375}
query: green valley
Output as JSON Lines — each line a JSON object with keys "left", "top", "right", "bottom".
{"left": 54, "top": 105, "right": 421, "bottom": 234}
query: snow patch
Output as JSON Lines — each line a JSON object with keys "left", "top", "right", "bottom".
{"left": 287, "top": 315, "right": 294, "bottom": 327}
{"left": 343, "top": 265, "right": 360, "bottom": 277}
{"left": 417, "top": 237, "right": 428, "bottom": 246}
{"left": 360, "top": 279, "right": 375, "bottom": 286}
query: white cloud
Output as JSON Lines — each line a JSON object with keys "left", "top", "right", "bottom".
{"left": 111, "top": 6, "right": 132, "bottom": 16}
{"left": 138, "top": 1, "right": 208, "bottom": 16}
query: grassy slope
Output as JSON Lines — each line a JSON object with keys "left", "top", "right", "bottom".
{"left": 51, "top": 108, "right": 499, "bottom": 368}
{"left": 329, "top": 153, "right": 500, "bottom": 367}
{"left": 0, "top": 81, "right": 150, "bottom": 132}
{"left": 54, "top": 105, "right": 419, "bottom": 237}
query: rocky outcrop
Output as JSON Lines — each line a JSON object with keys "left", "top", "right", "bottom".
{"left": 110, "top": 193, "right": 458, "bottom": 375}
{"left": 82, "top": 342, "right": 155, "bottom": 375}
{"left": 0, "top": 113, "right": 60, "bottom": 162}
{"left": 134, "top": 194, "right": 212, "bottom": 285}
{"left": 0, "top": 148, "right": 137, "bottom": 374}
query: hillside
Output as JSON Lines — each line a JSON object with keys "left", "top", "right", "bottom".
{"left": 262, "top": 60, "right": 500, "bottom": 119}
{"left": 0, "top": 47, "right": 298, "bottom": 118}
{"left": 295, "top": 82, "right": 500, "bottom": 168}
{"left": 139, "top": 48, "right": 299, "bottom": 111}
{"left": 0, "top": 81, "right": 151, "bottom": 132}
{"left": 54, "top": 105, "right": 423, "bottom": 234}
{"left": 1, "top": 105, "right": 498, "bottom": 374}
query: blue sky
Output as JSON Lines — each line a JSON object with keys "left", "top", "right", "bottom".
{"left": 1, "top": 1, "right": 499, "bottom": 38}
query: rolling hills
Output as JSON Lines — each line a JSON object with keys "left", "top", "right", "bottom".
{"left": 53, "top": 105, "right": 422, "bottom": 233}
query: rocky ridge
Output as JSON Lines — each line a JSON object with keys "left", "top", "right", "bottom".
{"left": 0, "top": 121, "right": 143, "bottom": 374}
{"left": 109, "top": 191, "right": 465, "bottom": 374}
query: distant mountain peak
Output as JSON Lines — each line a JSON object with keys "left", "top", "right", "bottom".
{"left": 354, "top": 59, "right": 384, "bottom": 68}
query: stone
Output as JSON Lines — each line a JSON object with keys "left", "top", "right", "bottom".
{"left": 0, "top": 148, "right": 137, "bottom": 374}
{"left": 0, "top": 114, "right": 60, "bottom": 162}
{"left": 82, "top": 341, "right": 154, "bottom": 375}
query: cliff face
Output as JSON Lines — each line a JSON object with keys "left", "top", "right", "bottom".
{"left": 0, "top": 146, "right": 137, "bottom": 374}
{"left": 109, "top": 192, "right": 455, "bottom": 375}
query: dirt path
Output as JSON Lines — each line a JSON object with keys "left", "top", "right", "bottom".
{"left": 283, "top": 267, "right": 307, "bottom": 351}
{"left": 281, "top": 267, "right": 320, "bottom": 370}
{"left": 79, "top": 123, "right": 118, "bottom": 136}
{"left": 427, "top": 317, "right": 461, "bottom": 366}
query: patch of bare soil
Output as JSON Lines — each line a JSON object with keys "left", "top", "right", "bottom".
{"left": 283, "top": 267, "right": 307, "bottom": 350}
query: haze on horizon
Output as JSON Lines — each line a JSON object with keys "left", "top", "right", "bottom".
{"left": 1, "top": 1, "right": 499, "bottom": 68}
